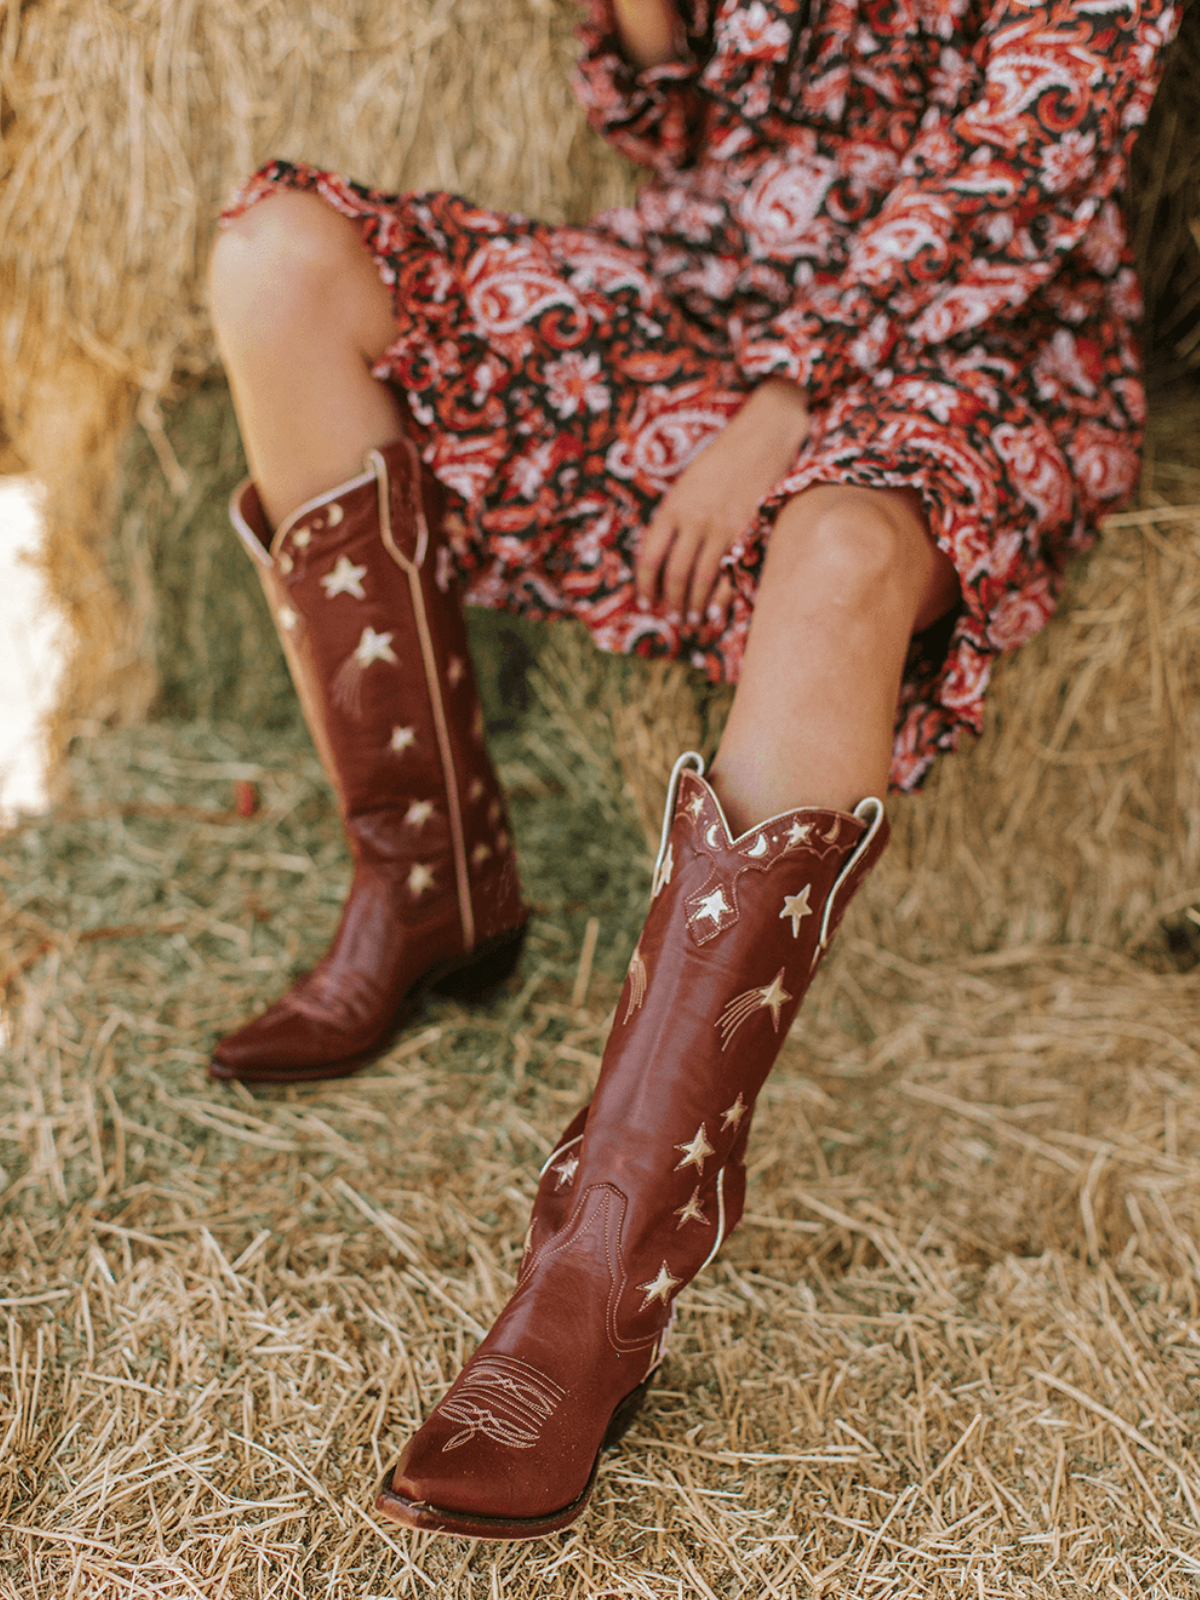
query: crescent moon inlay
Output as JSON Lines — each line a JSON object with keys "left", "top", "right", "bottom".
{"left": 746, "top": 833, "right": 768, "bottom": 858}
{"left": 705, "top": 823, "right": 722, "bottom": 849}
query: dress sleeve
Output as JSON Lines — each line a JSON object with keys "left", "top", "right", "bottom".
{"left": 735, "top": 0, "right": 1180, "bottom": 405}
{"left": 573, "top": 0, "right": 708, "bottom": 174}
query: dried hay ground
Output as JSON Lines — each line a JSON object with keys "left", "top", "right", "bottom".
{"left": 2, "top": 665, "right": 1200, "bottom": 1591}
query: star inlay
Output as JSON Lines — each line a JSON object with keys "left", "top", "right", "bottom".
{"left": 278, "top": 606, "right": 298, "bottom": 631}
{"left": 405, "top": 799, "right": 435, "bottom": 828}
{"left": 674, "top": 1188, "right": 707, "bottom": 1229}
{"left": 552, "top": 1154, "right": 579, "bottom": 1190}
{"left": 693, "top": 888, "right": 730, "bottom": 926}
{"left": 408, "top": 862, "right": 435, "bottom": 897}
{"left": 760, "top": 971, "right": 792, "bottom": 1028}
{"left": 320, "top": 555, "right": 367, "bottom": 599}
{"left": 354, "top": 626, "right": 397, "bottom": 667}
{"left": 292, "top": 526, "right": 312, "bottom": 549}
{"left": 637, "top": 1261, "right": 682, "bottom": 1309}
{"left": 674, "top": 1123, "right": 715, "bottom": 1174}
{"left": 391, "top": 725, "right": 416, "bottom": 753}
{"left": 721, "top": 1093, "right": 747, "bottom": 1132}
{"left": 686, "top": 791, "right": 706, "bottom": 820}
{"left": 780, "top": 884, "right": 814, "bottom": 937}
{"left": 785, "top": 819, "right": 814, "bottom": 849}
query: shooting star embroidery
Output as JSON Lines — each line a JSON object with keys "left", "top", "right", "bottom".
{"left": 624, "top": 938, "right": 647, "bottom": 1022}
{"left": 717, "top": 969, "right": 792, "bottom": 1051}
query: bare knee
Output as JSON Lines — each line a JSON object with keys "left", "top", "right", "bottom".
{"left": 772, "top": 485, "right": 958, "bottom": 629}
{"left": 209, "top": 192, "right": 383, "bottom": 355}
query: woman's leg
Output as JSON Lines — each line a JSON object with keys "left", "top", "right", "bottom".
{"left": 209, "top": 190, "right": 405, "bottom": 528}
{"left": 207, "top": 192, "right": 528, "bottom": 1085}
{"left": 709, "top": 484, "right": 961, "bottom": 829}
{"left": 376, "top": 482, "right": 958, "bottom": 1537}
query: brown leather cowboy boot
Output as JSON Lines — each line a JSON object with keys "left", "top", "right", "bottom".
{"left": 210, "top": 436, "right": 527, "bottom": 1084}
{"left": 375, "top": 751, "right": 888, "bottom": 1538}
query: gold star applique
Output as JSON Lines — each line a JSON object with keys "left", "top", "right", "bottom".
{"left": 721, "top": 1093, "right": 747, "bottom": 1132}
{"left": 552, "top": 1154, "right": 579, "bottom": 1190}
{"left": 780, "top": 885, "right": 814, "bottom": 937}
{"left": 319, "top": 555, "right": 368, "bottom": 600}
{"left": 637, "top": 1261, "right": 682, "bottom": 1310}
{"left": 717, "top": 968, "right": 794, "bottom": 1050}
{"left": 405, "top": 799, "right": 435, "bottom": 828}
{"left": 652, "top": 841, "right": 674, "bottom": 900}
{"left": 674, "top": 1188, "right": 707, "bottom": 1229}
{"left": 278, "top": 606, "right": 298, "bottom": 631}
{"left": 686, "top": 790, "right": 706, "bottom": 820}
{"left": 785, "top": 819, "right": 814, "bottom": 849}
{"left": 391, "top": 725, "right": 416, "bottom": 753}
{"left": 408, "top": 862, "right": 435, "bottom": 897}
{"left": 693, "top": 888, "right": 730, "bottom": 927}
{"left": 447, "top": 655, "right": 466, "bottom": 687}
{"left": 674, "top": 1124, "right": 715, "bottom": 1174}
{"left": 354, "top": 626, "right": 397, "bottom": 667}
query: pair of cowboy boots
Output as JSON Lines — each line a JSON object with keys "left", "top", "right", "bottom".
{"left": 211, "top": 436, "right": 527, "bottom": 1084}
{"left": 376, "top": 751, "right": 889, "bottom": 1539}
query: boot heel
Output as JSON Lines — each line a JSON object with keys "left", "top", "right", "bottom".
{"left": 432, "top": 923, "right": 528, "bottom": 1002}
{"left": 602, "top": 1378, "right": 651, "bottom": 1450}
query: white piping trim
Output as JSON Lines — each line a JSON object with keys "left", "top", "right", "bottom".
{"left": 818, "top": 795, "right": 886, "bottom": 950}
{"left": 228, "top": 481, "right": 273, "bottom": 568}
{"left": 372, "top": 446, "right": 475, "bottom": 951}
{"left": 538, "top": 1132, "right": 583, "bottom": 1179}
{"left": 699, "top": 1168, "right": 727, "bottom": 1272}
{"left": 268, "top": 469, "right": 374, "bottom": 560}
{"left": 653, "top": 751, "right": 704, "bottom": 889}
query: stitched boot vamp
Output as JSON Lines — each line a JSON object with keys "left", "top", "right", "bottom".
{"left": 389, "top": 1183, "right": 660, "bottom": 1522}
{"left": 211, "top": 860, "right": 467, "bottom": 1076}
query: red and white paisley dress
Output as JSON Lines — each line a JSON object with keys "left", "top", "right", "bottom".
{"left": 224, "top": 0, "right": 1179, "bottom": 790}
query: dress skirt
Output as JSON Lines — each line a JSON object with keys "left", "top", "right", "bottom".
{"left": 222, "top": 0, "right": 1162, "bottom": 799}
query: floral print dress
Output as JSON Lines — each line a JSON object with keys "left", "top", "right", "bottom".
{"left": 224, "top": 0, "right": 1179, "bottom": 790}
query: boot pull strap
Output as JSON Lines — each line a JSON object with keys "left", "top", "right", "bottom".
{"left": 653, "top": 751, "right": 705, "bottom": 893}
{"left": 818, "top": 796, "right": 886, "bottom": 952}
{"left": 370, "top": 438, "right": 430, "bottom": 572}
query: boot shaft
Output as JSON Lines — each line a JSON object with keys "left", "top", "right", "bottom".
{"left": 230, "top": 437, "right": 522, "bottom": 950}
{"left": 525, "top": 754, "right": 889, "bottom": 1345}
